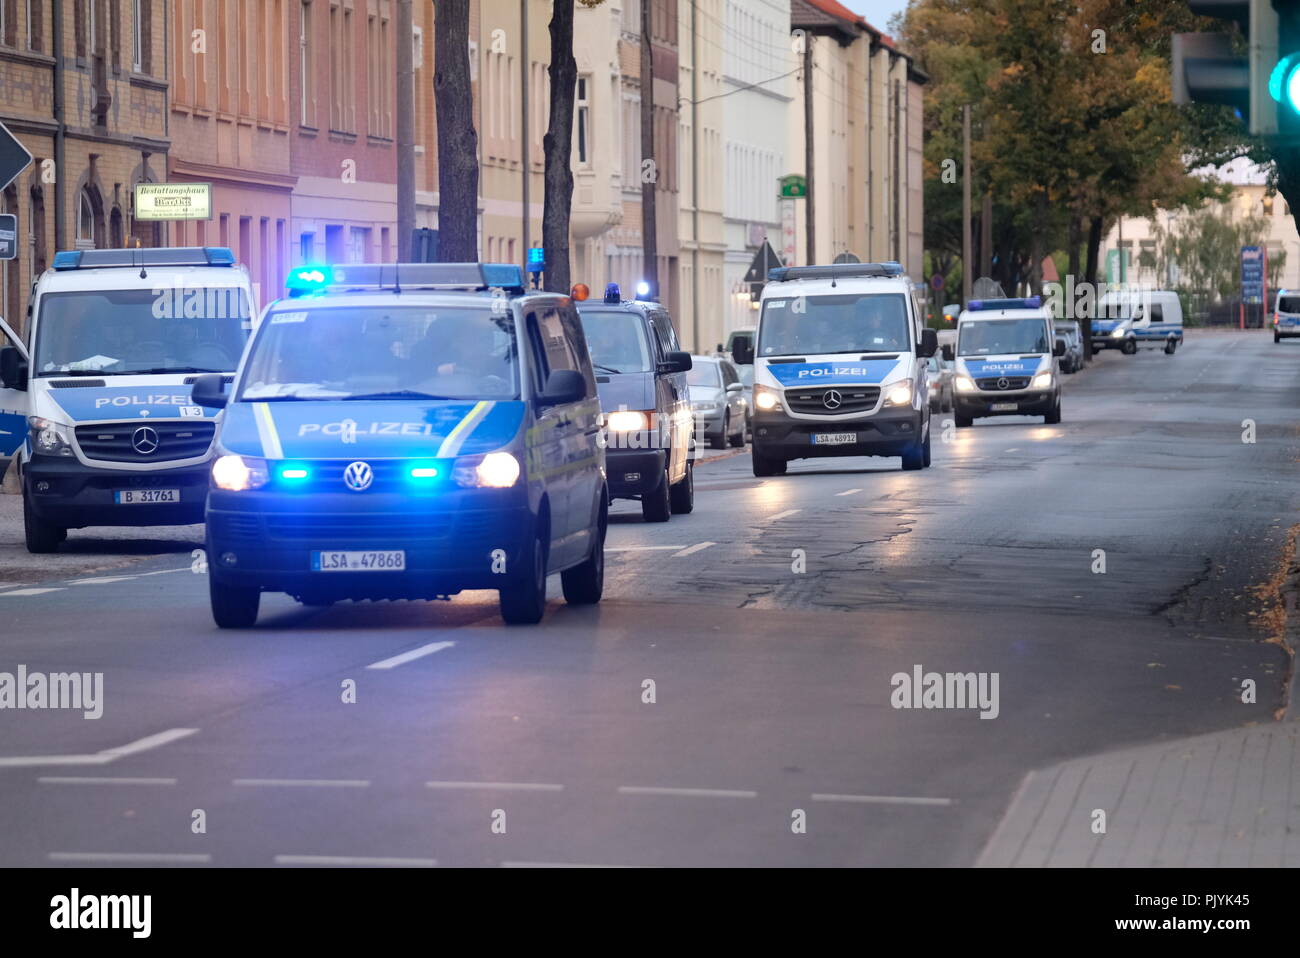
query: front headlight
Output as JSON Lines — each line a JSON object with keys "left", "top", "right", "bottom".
{"left": 28, "top": 417, "right": 74, "bottom": 457}
{"left": 212, "top": 454, "right": 269, "bottom": 491}
{"left": 453, "top": 451, "right": 520, "bottom": 488}
{"left": 954, "top": 376, "right": 978, "bottom": 393}
{"left": 754, "top": 385, "right": 781, "bottom": 411}
{"left": 1110, "top": 326, "right": 1125, "bottom": 338}
{"left": 606, "top": 409, "right": 650, "bottom": 432}
{"left": 1031, "top": 372, "right": 1053, "bottom": 389}
{"left": 692, "top": 401, "right": 720, "bottom": 412}
{"left": 884, "top": 382, "right": 913, "bottom": 407}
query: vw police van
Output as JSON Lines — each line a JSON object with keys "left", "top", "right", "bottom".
{"left": 733, "top": 262, "right": 938, "bottom": 475}
{"left": 952, "top": 296, "right": 1063, "bottom": 427}
{"left": 192, "top": 262, "right": 607, "bottom": 628}
{"left": 1273, "top": 289, "right": 1300, "bottom": 342}
{"left": 1092, "top": 289, "right": 1183, "bottom": 355}
{"left": 0, "top": 248, "right": 255, "bottom": 552}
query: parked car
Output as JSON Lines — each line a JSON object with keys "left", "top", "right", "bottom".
{"left": 926, "top": 353, "right": 954, "bottom": 413}
{"left": 1054, "top": 321, "right": 1083, "bottom": 372}
{"left": 689, "top": 355, "right": 747, "bottom": 449}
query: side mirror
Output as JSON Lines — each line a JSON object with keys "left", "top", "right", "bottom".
{"left": 540, "top": 368, "right": 586, "bottom": 405}
{"left": 1052, "top": 340, "right": 1066, "bottom": 358}
{"left": 940, "top": 344, "right": 954, "bottom": 362}
{"left": 731, "top": 336, "right": 753, "bottom": 365}
{"left": 917, "top": 328, "right": 938, "bottom": 358}
{"left": 658, "top": 350, "right": 692, "bottom": 374}
{"left": 0, "top": 346, "right": 28, "bottom": 391}
{"left": 191, "top": 373, "right": 229, "bottom": 409}
{"left": 725, "top": 382, "right": 743, "bottom": 393}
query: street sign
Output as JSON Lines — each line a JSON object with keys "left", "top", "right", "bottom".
{"left": 930, "top": 273, "right": 945, "bottom": 291}
{"left": 0, "top": 214, "right": 16, "bottom": 261}
{"left": 744, "top": 240, "right": 785, "bottom": 301}
{"left": 833, "top": 252, "right": 860, "bottom": 264}
{"left": 134, "top": 183, "right": 212, "bottom": 221}
{"left": 779, "top": 174, "right": 807, "bottom": 198}
{"left": 1241, "top": 245, "right": 1265, "bottom": 304}
{"left": 0, "top": 121, "right": 32, "bottom": 194}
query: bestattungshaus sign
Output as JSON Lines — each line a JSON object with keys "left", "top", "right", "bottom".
{"left": 134, "top": 183, "right": 212, "bottom": 221}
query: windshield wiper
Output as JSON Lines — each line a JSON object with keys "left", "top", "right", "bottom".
{"left": 241, "top": 394, "right": 328, "bottom": 402}
{"left": 593, "top": 363, "right": 622, "bottom": 375}
{"left": 98, "top": 366, "right": 228, "bottom": 376}
{"left": 340, "top": 390, "right": 461, "bottom": 401}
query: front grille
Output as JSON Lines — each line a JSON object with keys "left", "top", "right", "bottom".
{"left": 266, "top": 512, "right": 452, "bottom": 541}
{"left": 50, "top": 379, "right": 107, "bottom": 388}
{"left": 273, "top": 460, "right": 437, "bottom": 492}
{"left": 213, "top": 513, "right": 262, "bottom": 540}
{"left": 183, "top": 375, "right": 235, "bottom": 385}
{"left": 75, "top": 421, "right": 216, "bottom": 463}
{"left": 784, "top": 386, "right": 880, "bottom": 415}
{"left": 976, "top": 377, "right": 1031, "bottom": 391}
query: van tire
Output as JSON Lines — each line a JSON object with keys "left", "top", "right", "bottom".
{"left": 752, "top": 449, "right": 785, "bottom": 477}
{"left": 23, "top": 494, "right": 66, "bottom": 553}
{"left": 1164, "top": 339, "right": 1177, "bottom": 354}
{"left": 955, "top": 413, "right": 973, "bottom": 428}
{"left": 668, "top": 460, "right": 694, "bottom": 514}
{"left": 641, "top": 470, "right": 671, "bottom": 522}
{"left": 210, "top": 576, "right": 260, "bottom": 629}
{"left": 1275, "top": 330, "right": 1282, "bottom": 343}
{"left": 562, "top": 498, "right": 606, "bottom": 605}
{"left": 499, "top": 528, "right": 548, "bottom": 625}
{"left": 901, "top": 434, "right": 927, "bottom": 471}
{"left": 1121, "top": 338, "right": 1137, "bottom": 355}
{"left": 1044, "top": 399, "right": 1062, "bottom": 425}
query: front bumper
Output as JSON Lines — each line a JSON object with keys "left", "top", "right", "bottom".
{"left": 206, "top": 486, "right": 535, "bottom": 598}
{"left": 953, "top": 387, "right": 1056, "bottom": 418}
{"left": 751, "top": 404, "right": 924, "bottom": 459}
{"left": 604, "top": 447, "right": 667, "bottom": 498}
{"left": 24, "top": 454, "right": 210, "bottom": 527}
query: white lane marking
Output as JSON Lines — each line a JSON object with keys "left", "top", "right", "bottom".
{"left": 274, "top": 855, "right": 437, "bottom": 867}
{"left": 835, "top": 488, "right": 863, "bottom": 496}
{"left": 502, "top": 861, "right": 635, "bottom": 868}
{"left": 366, "top": 641, "right": 455, "bottom": 670}
{"left": 617, "top": 785, "right": 757, "bottom": 799}
{"left": 605, "top": 545, "right": 687, "bottom": 553}
{"left": 134, "top": 568, "right": 191, "bottom": 577}
{"left": 0, "top": 728, "right": 198, "bottom": 768}
{"left": 39, "top": 776, "right": 177, "bottom": 786}
{"left": 49, "top": 852, "right": 211, "bottom": 864}
{"left": 233, "top": 779, "right": 371, "bottom": 788}
{"left": 68, "top": 576, "right": 135, "bottom": 585}
{"left": 672, "top": 541, "right": 715, "bottom": 558}
{"left": 0, "top": 588, "right": 64, "bottom": 596}
{"left": 768, "top": 509, "right": 801, "bottom": 521}
{"left": 810, "top": 793, "right": 955, "bottom": 806}
{"left": 1004, "top": 448, "right": 1019, "bottom": 453}
{"left": 425, "top": 780, "right": 563, "bottom": 792}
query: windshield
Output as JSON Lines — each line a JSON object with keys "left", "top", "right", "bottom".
{"left": 578, "top": 308, "right": 652, "bottom": 373}
{"left": 239, "top": 305, "right": 519, "bottom": 401}
{"left": 34, "top": 287, "right": 249, "bottom": 375}
{"left": 758, "top": 293, "right": 910, "bottom": 356}
{"left": 688, "top": 361, "right": 721, "bottom": 388}
{"left": 958, "top": 318, "right": 1051, "bottom": 356}
{"left": 738, "top": 365, "right": 753, "bottom": 386}
{"left": 1279, "top": 295, "right": 1300, "bottom": 314}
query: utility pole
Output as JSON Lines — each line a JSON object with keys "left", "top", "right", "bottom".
{"left": 691, "top": 0, "right": 700, "bottom": 348}
{"left": 396, "top": 0, "right": 414, "bottom": 260}
{"left": 521, "top": 0, "right": 530, "bottom": 269}
{"left": 640, "top": 0, "right": 658, "bottom": 299}
{"left": 803, "top": 32, "right": 815, "bottom": 265}
{"left": 962, "top": 104, "right": 972, "bottom": 304}
{"left": 980, "top": 191, "right": 992, "bottom": 280}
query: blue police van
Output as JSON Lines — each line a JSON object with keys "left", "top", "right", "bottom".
{"left": 192, "top": 262, "right": 607, "bottom": 627}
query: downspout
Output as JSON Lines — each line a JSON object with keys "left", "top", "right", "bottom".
{"left": 691, "top": 0, "right": 699, "bottom": 349}
{"left": 53, "top": 0, "right": 66, "bottom": 249}
{"left": 521, "top": 0, "right": 529, "bottom": 269}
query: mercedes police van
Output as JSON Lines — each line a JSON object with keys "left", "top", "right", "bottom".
{"left": 733, "top": 262, "right": 938, "bottom": 475}
{"left": 951, "top": 296, "right": 1063, "bottom": 427}
{"left": 0, "top": 248, "right": 255, "bottom": 552}
{"left": 192, "top": 262, "right": 607, "bottom": 628}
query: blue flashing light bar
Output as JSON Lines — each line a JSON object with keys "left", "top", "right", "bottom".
{"left": 768, "top": 262, "right": 905, "bottom": 283}
{"left": 409, "top": 464, "right": 440, "bottom": 479}
{"left": 285, "top": 262, "right": 526, "bottom": 295}
{"left": 527, "top": 247, "right": 546, "bottom": 272}
{"left": 604, "top": 282, "right": 621, "bottom": 303}
{"left": 966, "top": 296, "right": 1042, "bottom": 311}
{"left": 52, "top": 247, "right": 237, "bottom": 271}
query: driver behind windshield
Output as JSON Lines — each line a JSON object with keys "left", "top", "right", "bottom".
{"left": 410, "top": 317, "right": 511, "bottom": 393}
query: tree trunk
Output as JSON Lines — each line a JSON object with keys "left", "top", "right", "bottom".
{"left": 396, "top": 0, "right": 415, "bottom": 260}
{"left": 804, "top": 35, "right": 815, "bottom": 266}
{"left": 1081, "top": 214, "right": 1103, "bottom": 361}
{"left": 543, "top": 0, "right": 577, "bottom": 293}
{"left": 640, "top": 0, "right": 658, "bottom": 299}
{"left": 1028, "top": 189, "right": 1046, "bottom": 296}
{"left": 434, "top": 0, "right": 478, "bottom": 262}
{"left": 1066, "top": 214, "right": 1080, "bottom": 283}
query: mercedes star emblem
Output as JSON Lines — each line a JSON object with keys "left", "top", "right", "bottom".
{"left": 131, "top": 426, "right": 159, "bottom": 455}
{"left": 997, "top": 377, "right": 1010, "bottom": 390}
{"left": 822, "top": 389, "right": 843, "bottom": 410}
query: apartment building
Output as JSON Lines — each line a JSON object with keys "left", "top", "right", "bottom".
{"left": 0, "top": 0, "right": 170, "bottom": 336}
{"left": 290, "top": 0, "right": 397, "bottom": 272}
{"left": 168, "top": 0, "right": 296, "bottom": 304}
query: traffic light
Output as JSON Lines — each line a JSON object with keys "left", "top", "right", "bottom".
{"left": 1172, "top": 0, "right": 1279, "bottom": 135}
{"left": 1270, "top": 1, "right": 1300, "bottom": 137}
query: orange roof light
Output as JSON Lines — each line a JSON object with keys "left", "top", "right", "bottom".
{"left": 571, "top": 283, "right": 590, "bottom": 301}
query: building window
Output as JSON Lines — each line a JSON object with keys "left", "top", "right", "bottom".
{"left": 132, "top": 0, "right": 142, "bottom": 70}
{"left": 300, "top": 231, "right": 315, "bottom": 263}
{"left": 576, "top": 75, "right": 590, "bottom": 167}
{"left": 0, "top": 0, "right": 14, "bottom": 47}
{"left": 76, "top": 189, "right": 97, "bottom": 249}
{"left": 300, "top": 1, "right": 313, "bottom": 125}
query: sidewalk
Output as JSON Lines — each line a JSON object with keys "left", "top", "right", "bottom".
{"left": 977, "top": 721, "right": 1300, "bottom": 867}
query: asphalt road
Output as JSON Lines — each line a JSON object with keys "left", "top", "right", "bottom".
{"left": 0, "top": 328, "right": 1295, "bottom": 867}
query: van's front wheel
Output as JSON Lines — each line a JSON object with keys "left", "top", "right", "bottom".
{"left": 23, "top": 493, "right": 66, "bottom": 554}
{"left": 1164, "top": 339, "right": 1178, "bottom": 355}
{"left": 209, "top": 576, "right": 260, "bottom": 629}
{"left": 500, "top": 530, "right": 548, "bottom": 625}
{"left": 1121, "top": 338, "right": 1137, "bottom": 355}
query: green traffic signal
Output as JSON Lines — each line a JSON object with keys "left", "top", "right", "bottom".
{"left": 1269, "top": 51, "right": 1300, "bottom": 113}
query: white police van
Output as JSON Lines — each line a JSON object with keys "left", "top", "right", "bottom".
{"left": 734, "top": 262, "right": 938, "bottom": 475}
{"left": 951, "top": 296, "right": 1063, "bottom": 427}
{"left": 192, "top": 262, "right": 607, "bottom": 628}
{"left": 0, "top": 248, "right": 256, "bottom": 552}
{"left": 1273, "top": 289, "right": 1300, "bottom": 342}
{"left": 1092, "top": 289, "right": 1183, "bottom": 355}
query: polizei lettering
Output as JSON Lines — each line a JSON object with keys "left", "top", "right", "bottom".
{"left": 299, "top": 421, "right": 438, "bottom": 437}
{"left": 93, "top": 394, "right": 190, "bottom": 408}
{"left": 797, "top": 365, "right": 875, "bottom": 379}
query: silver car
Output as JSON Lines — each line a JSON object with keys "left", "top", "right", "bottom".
{"left": 689, "top": 355, "right": 747, "bottom": 449}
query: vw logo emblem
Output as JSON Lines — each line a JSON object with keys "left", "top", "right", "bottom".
{"left": 997, "top": 377, "right": 1010, "bottom": 390}
{"left": 131, "top": 426, "right": 159, "bottom": 455}
{"left": 343, "top": 461, "right": 374, "bottom": 491}
{"left": 822, "top": 389, "right": 843, "bottom": 410}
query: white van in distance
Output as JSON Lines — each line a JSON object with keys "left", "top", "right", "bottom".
{"left": 1092, "top": 289, "right": 1183, "bottom": 355}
